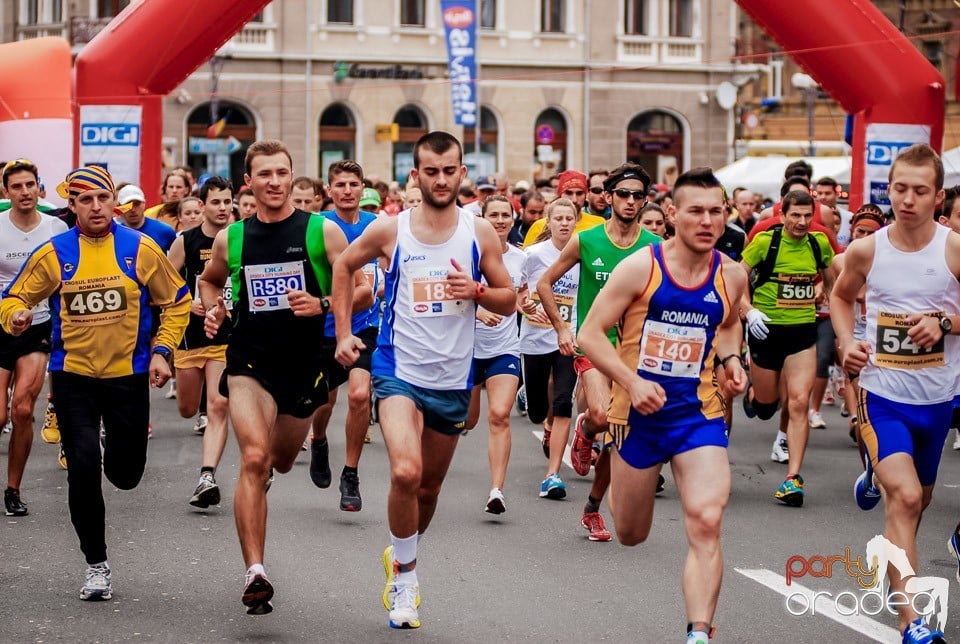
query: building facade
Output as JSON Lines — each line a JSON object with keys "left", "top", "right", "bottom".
{"left": 10, "top": 0, "right": 745, "bottom": 186}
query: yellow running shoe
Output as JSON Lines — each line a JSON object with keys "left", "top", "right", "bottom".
{"left": 41, "top": 401, "right": 60, "bottom": 444}
{"left": 57, "top": 442, "right": 67, "bottom": 470}
{"left": 381, "top": 546, "right": 420, "bottom": 610}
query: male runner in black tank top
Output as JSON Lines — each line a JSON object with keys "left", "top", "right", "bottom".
{"left": 199, "top": 141, "right": 373, "bottom": 616}
{"left": 166, "top": 176, "right": 233, "bottom": 510}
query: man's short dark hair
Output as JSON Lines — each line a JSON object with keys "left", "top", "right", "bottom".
{"left": 520, "top": 190, "right": 545, "bottom": 209}
{"left": 784, "top": 160, "right": 813, "bottom": 180}
{"left": 603, "top": 162, "right": 652, "bottom": 193}
{"left": 534, "top": 178, "right": 552, "bottom": 190}
{"left": 815, "top": 176, "right": 838, "bottom": 189}
{"left": 782, "top": 189, "right": 815, "bottom": 214}
{"left": 199, "top": 176, "right": 232, "bottom": 203}
{"left": 244, "top": 139, "right": 293, "bottom": 177}
{"left": 413, "top": 131, "right": 462, "bottom": 168}
{"left": 2, "top": 159, "right": 39, "bottom": 189}
{"left": 672, "top": 167, "right": 722, "bottom": 205}
{"left": 780, "top": 175, "right": 811, "bottom": 198}
{"left": 327, "top": 160, "right": 364, "bottom": 185}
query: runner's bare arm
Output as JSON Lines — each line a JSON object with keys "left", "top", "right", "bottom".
{"left": 198, "top": 229, "right": 229, "bottom": 337}
{"left": 322, "top": 219, "right": 374, "bottom": 313}
{"left": 830, "top": 236, "right": 874, "bottom": 372}
{"left": 536, "top": 234, "right": 581, "bottom": 354}
{"left": 167, "top": 234, "right": 186, "bottom": 272}
{"left": 714, "top": 260, "right": 749, "bottom": 396}
{"left": 473, "top": 217, "right": 516, "bottom": 316}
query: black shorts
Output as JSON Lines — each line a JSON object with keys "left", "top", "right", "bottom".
{"left": 0, "top": 320, "right": 52, "bottom": 371}
{"left": 748, "top": 322, "right": 817, "bottom": 372}
{"left": 219, "top": 349, "right": 328, "bottom": 419}
{"left": 320, "top": 326, "right": 378, "bottom": 391}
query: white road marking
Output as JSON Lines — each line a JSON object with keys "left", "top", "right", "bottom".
{"left": 532, "top": 429, "right": 575, "bottom": 473}
{"left": 735, "top": 568, "right": 900, "bottom": 643}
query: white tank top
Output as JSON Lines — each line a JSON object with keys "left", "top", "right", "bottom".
{"left": 373, "top": 208, "right": 481, "bottom": 390}
{"left": 474, "top": 244, "right": 524, "bottom": 359}
{"left": 0, "top": 212, "right": 68, "bottom": 325}
{"left": 519, "top": 240, "right": 579, "bottom": 356}
{"left": 860, "top": 225, "right": 960, "bottom": 404}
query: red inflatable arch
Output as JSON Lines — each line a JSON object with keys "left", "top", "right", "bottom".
{"left": 74, "top": 0, "right": 271, "bottom": 202}
{"left": 737, "top": 0, "right": 945, "bottom": 210}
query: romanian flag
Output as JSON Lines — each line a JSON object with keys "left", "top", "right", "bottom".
{"left": 206, "top": 115, "right": 227, "bottom": 139}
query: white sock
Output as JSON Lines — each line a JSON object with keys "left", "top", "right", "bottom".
{"left": 777, "top": 430, "right": 787, "bottom": 443}
{"left": 391, "top": 533, "right": 418, "bottom": 585}
{"left": 91, "top": 560, "right": 109, "bottom": 570}
{"left": 247, "top": 563, "right": 265, "bottom": 577}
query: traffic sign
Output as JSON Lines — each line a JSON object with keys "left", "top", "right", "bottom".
{"left": 375, "top": 123, "right": 400, "bottom": 143}
{"left": 536, "top": 124, "right": 555, "bottom": 144}
{"left": 188, "top": 135, "right": 241, "bottom": 155}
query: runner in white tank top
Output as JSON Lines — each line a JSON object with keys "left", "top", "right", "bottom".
{"left": 831, "top": 144, "right": 960, "bottom": 641}
{"left": 330, "top": 132, "right": 517, "bottom": 631}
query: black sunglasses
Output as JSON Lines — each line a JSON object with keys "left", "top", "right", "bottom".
{"left": 612, "top": 188, "right": 645, "bottom": 201}
{"left": 588, "top": 187, "right": 604, "bottom": 195}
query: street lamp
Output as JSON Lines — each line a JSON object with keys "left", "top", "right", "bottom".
{"left": 791, "top": 72, "right": 818, "bottom": 156}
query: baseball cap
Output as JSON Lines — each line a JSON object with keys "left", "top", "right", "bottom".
{"left": 117, "top": 184, "right": 146, "bottom": 205}
{"left": 514, "top": 180, "right": 531, "bottom": 192}
{"left": 359, "top": 187, "right": 381, "bottom": 208}
{"left": 476, "top": 175, "right": 496, "bottom": 191}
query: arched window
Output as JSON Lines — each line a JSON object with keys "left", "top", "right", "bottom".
{"left": 318, "top": 103, "right": 357, "bottom": 180}
{"left": 627, "top": 110, "right": 685, "bottom": 186}
{"left": 186, "top": 100, "right": 257, "bottom": 189}
{"left": 533, "top": 108, "right": 568, "bottom": 174}
{"left": 392, "top": 105, "right": 428, "bottom": 183}
{"left": 463, "top": 106, "right": 498, "bottom": 176}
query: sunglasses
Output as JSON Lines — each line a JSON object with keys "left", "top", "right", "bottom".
{"left": 588, "top": 187, "right": 605, "bottom": 195}
{"left": 2, "top": 158, "right": 36, "bottom": 176}
{"left": 612, "top": 188, "right": 646, "bottom": 201}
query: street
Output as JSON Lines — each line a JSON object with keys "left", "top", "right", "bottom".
{"left": 2, "top": 388, "right": 959, "bottom": 643}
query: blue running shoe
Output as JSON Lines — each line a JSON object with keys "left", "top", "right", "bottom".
{"left": 854, "top": 457, "right": 881, "bottom": 511}
{"left": 539, "top": 473, "right": 566, "bottom": 500}
{"left": 948, "top": 524, "right": 960, "bottom": 583}
{"left": 902, "top": 617, "right": 945, "bottom": 644}
{"left": 741, "top": 386, "right": 757, "bottom": 419}
{"left": 515, "top": 385, "right": 527, "bottom": 416}
{"left": 774, "top": 474, "right": 804, "bottom": 507}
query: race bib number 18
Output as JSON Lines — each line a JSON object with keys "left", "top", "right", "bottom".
{"left": 244, "top": 261, "right": 306, "bottom": 312}
{"left": 409, "top": 266, "right": 467, "bottom": 317}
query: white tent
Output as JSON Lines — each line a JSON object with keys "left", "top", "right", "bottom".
{"left": 940, "top": 147, "right": 960, "bottom": 189}
{"left": 714, "top": 156, "right": 851, "bottom": 201}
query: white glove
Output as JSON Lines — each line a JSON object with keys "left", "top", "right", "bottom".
{"left": 746, "top": 309, "right": 771, "bottom": 340}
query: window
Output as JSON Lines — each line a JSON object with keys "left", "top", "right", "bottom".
{"left": 464, "top": 107, "right": 499, "bottom": 174}
{"left": 541, "top": 0, "right": 564, "bottom": 33}
{"left": 624, "top": 0, "right": 647, "bottom": 35}
{"left": 923, "top": 41, "right": 943, "bottom": 69}
{"left": 319, "top": 103, "right": 357, "bottom": 179}
{"left": 400, "top": 0, "right": 425, "bottom": 27}
{"left": 668, "top": 0, "right": 693, "bottom": 37}
{"left": 52, "top": 0, "right": 62, "bottom": 22}
{"left": 392, "top": 105, "right": 429, "bottom": 182}
{"left": 328, "top": 0, "right": 353, "bottom": 24}
{"left": 480, "top": 0, "right": 496, "bottom": 30}
{"left": 186, "top": 101, "right": 257, "bottom": 188}
{"left": 534, "top": 108, "right": 568, "bottom": 172}
{"left": 97, "top": 0, "right": 130, "bottom": 18}
{"left": 23, "top": 0, "right": 38, "bottom": 24}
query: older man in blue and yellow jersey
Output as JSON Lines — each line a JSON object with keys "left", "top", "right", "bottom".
{"left": 0, "top": 165, "right": 191, "bottom": 603}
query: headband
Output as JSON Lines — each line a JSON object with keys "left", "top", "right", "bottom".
{"left": 56, "top": 165, "right": 116, "bottom": 200}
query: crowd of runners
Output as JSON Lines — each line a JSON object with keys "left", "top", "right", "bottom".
{"left": 1, "top": 133, "right": 959, "bottom": 643}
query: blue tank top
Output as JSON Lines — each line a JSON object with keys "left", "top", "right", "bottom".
{"left": 321, "top": 210, "right": 379, "bottom": 336}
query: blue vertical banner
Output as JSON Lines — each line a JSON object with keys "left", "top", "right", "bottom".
{"left": 441, "top": 0, "right": 478, "bottom": 127}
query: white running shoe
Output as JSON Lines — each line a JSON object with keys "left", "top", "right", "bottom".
{"left": 193, "top": 414, "right": 208, "bottom": 434}
{"left": 953, "top": 428, "right": 960, "bottom": 450}
{"left": 80, "top": 563, "right": 112, "bottom": 601}
{"left": 808, "top": 409, "right": 827, "bottom": 429}
{"left": 771, "top": 437, "right": 789, "bottom": 464}
{"left": 485, "top": 488, "right": 506, "bottom": 514}
{"left": 163, "top": 381, "right": 176, "bottom": 400}
{"left": 389, "top": 582, "right": 421, "bottom": 629}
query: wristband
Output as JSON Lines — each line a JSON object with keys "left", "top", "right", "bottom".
{"left": 474, "top": 282, "right": 486, "bottom": 300}
{"left": 715, "top": 354, "right": 744, "bottom": 369}
{"left": 152, "top": 346, "right": 172, "bottom": 361}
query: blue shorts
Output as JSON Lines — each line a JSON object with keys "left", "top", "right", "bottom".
{"left": 858, "top": 389, "right": 952, "bottom": 486}
{"left": 372, "top": 375, "right": 471, "bottom": 436}
{"left": 472, "top": 354, "right": 520, "bottom": 384}
{"left": 609, "top": 418, "right": 728, "bottom": 470}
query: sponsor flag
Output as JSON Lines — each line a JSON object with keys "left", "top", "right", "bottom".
{"left": 440, "top": 0, "right": 478, "bottom": 127}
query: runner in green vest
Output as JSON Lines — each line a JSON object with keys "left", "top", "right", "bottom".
{"left": 536, "top": 162, "right": 660, "bottom": 542}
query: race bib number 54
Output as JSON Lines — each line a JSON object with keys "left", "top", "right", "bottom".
{"left": 244, "top": 261, "right": 306, "bottom": 312}
{"left": 874, "top": 310, "right": 944, "bottom": 369}
{"left": 61, "top": 275, "right": 128, "bottom": 326}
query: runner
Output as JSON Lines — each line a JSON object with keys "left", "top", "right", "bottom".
{"left": 199, "top": 140, "right": 373, "bottom": 615}
{"left": 832, "top": 144, "right": 959, "bottom": 644}
{"left": 308, "top": 160, "right": 380, "bottom": 512}
{"left": 521, "top": 199, "right": 580, "bottom": 500}
{"left": 0, "top": 159, "right": 68, "bottom": 515}
{"left": 331, "top": 131, "right": 516, "bottom": 629}
{"left": 522, "top": 170, "right": 605, "bottom": 248}
{"left": 166, "top": 176, "right": 233, "bottom": 508}
{"left": 0, "top": 164, "right": 190, "bottom": 601}
{"left": 536, "top": 162, "right": 660, "bottom": 541}
{"left": 740, "top": 189, "right": 834, "bottom": 506}
{"left": 464, "top": 195, "right": 525, "bottom": 514}
{"left": 577, "top": 167, "right": 748, "bottom": 644}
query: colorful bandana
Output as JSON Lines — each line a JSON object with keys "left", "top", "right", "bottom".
{"left": 56, "top": 165, "right": 116, "bottom": 200}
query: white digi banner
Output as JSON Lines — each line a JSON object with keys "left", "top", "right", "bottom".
{"left": 78, "top": 105, "right": 143, "bottom": 187}
{"left": 863, "top": 123, "right": 931, "bottom": 206}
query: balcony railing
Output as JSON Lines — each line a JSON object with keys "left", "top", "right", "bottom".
{"left": 617, "top": 35, "right": 703, "bottom": 65}
{"left": 220, "top": 22, "right": 277, "bottom": 54}
{"left": 70, "top": 16, "right": 112, "bottom": 47}
{"left": 18, "top": 22, "right": 67, "bottom": 40}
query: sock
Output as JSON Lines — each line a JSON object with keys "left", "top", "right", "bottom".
{"left": 583, "top": 495, "right": 601, "bottom": 515}
{"left": 313, "top": 437, "right": 327, "bottom": 446}
{"left": 776, "top": 430, "right": 787, "bottom": 443}
{"left": 391, "top": 533, "right": 418, "bottom": 585}
{"left": 247, "top": 563, "right": 265, "bottom": 577}
{"left": 200, "top": 466, "right": 215, "bottom": 476}
{"left": 343, "top": 465, "right": 358, "bottom": 476}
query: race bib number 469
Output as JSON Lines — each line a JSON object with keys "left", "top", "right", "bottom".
{"left": 61, "top": 275, "right": 128, "bottom": 326}
{"left": 874, "top": 310, "right": 944, "bottom": 369}
{"left": 244, "top": 261, "right": 306, "bottom": 312}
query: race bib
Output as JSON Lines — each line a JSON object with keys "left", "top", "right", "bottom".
{"left": 874, "top": 310, "right": 944, "bottom": 369}
{"left": 638, "top": 320, "right": 707, "bottom": 379}
{"left": 409, "top": 266, "right": 468, "bottom": 317}
{"left": 362, "top": 263, "right": 378, "bottom": 289}
{"left": 195, "top": 275, "right": 233, "bottom": 312}
{"left": 529, "top": 292, "right": 573, "bottom": 329}
{"left": 775, "top": 275, "right": 816, "bottom": 309}
{"left": 60, "top": 275, "right": 128, "bottom": 326}
{"left": 243, "top": 261, "right": 306, "bottom": 313}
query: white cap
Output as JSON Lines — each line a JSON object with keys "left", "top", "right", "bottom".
{"left": 514, "top": 180, "right": 531, "bottom": 192}
{"left": 117, "top": 184, "right": 145, "bottom": 205}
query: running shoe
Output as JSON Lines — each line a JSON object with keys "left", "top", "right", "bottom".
{"left": 822, "top": 389, "right": 835, "bottom": 406}
{"left": 741, "top": 387, "right": 757, "bottom": 419}
{"left": 364, "top": 430, "right": 373, "bottom": 444}
{"left": 901, "top": 617, "right": 945, "bottom": 644}
{"left": 774, "top": 474, "right": 804, "bottom": 507}
{"left": 80, "top": 563, "right": 112, "bottom": 601}
{"left": 241, "top": 571, "right": 274, "bottom": 615}
{"left": 580, "top": 511, "right": 612, "bottom": 542}
{"left": 953, "top": 427, "right": 960, "bottom": 450}
{"left": 265, "top": 468, "right": 274, "bottom": 493}
{"left": 388, "top": 582, "right": 421, "bottom": 629}
{"left": 541, "top": 425, "right": 551, "bottom": 459}
{"left": 339, "top": 469, "right": 362, "bottom": 512}
{"left": 771, "top": 437, "right": 789, "bottom": 464}
{"left": 849, "top": 417, "right": 859, "bottom": 444}
{"left": 381, "top": 546, "right": 421, "bottom": 610}
{"left": 40, "top": 401, "right": 60, "bottom": 443}
{"left": 854, "top": 456, "right": 881, "bottom": 511}
{"left": 147, "top": 423, "right": 152, "bottom": 439}
{"left": 808, "top": 409, "right": 826, "bottom": 429}
{"left": 539, "top": 473, "right": 566, "bottom": 500}
{"left": 193, "top": 414, "right": 207, "bottom": 434}
{"left": 2, "top": 421, "right": 9, "bottom": 433}
{"left": 840, "top": 401, "right": 850, "bottom": 418}
{"left": 656, "top": 474, "right": 666, "bottom": 496}
{"left": 485, "top": 488, "right": 505, "bottom": 515}
{"left": 570, "top": 413, "right": 593, "bottom": 476}
{"left": 515, "top": 385, "right": 527, "bottom": 416}
{"left": 948, "top": 523, "right": 960, "bottom": 583}
{"left": 309, "top": 439, "right": 331, "bottom": 489}
{"left": 164, "top": 380, "right": 176, "bottom": 400}
{"left": 57, "top": 442, "right": 67, "bottom": 470}
{"left": 4, "top": 488, "right": 28, "bottom": 516}
{"left": 189, "top": 473, "right": 221, "bottom": 509}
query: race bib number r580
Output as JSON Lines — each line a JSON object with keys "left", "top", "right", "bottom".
{"left": 244, "top": 261, "right": 306, "bottom": 312}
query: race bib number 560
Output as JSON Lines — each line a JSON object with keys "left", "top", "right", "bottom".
{"left": 61, "top": 275, "right": 128, "bottom": 326}
{"left": 244, "top": 261, "right": 306, "bottom": 312}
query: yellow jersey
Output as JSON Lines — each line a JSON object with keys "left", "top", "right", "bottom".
{"left": 522, "top": 211, "right": 605, "bottom": 249}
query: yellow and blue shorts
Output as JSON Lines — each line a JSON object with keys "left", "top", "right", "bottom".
{"left": 609, "top": 417, "right": 728, "bottom": 470}
{"left": 174, "top": 345, "right": 227, "bottom": 370}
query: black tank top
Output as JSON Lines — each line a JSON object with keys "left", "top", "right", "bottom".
{"left": 180, "top": 226, "right": 229, "bottom": 349}
{"left": 227, "top": 210, "right": 326, "bottom": 362}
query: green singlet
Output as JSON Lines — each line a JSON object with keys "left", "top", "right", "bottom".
{"left": 577, "top": 223, "right": 662, "bottom": 344}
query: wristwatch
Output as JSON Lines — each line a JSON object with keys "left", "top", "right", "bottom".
{"left": 152, "top": 346, "right": 172, "bottom": 361}
{"left": 320, "top": 296, "right": 331, "bottom": 314}
{"left": 940, "top": 316, "right": 953, "bottom": 335}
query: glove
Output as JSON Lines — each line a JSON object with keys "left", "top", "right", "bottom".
{"left": 745, "top": 309, "right": 771, "bottom": 341}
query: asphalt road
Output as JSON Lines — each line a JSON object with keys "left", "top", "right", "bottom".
{"left": 2, "top": 387, "right": 959, "bottom": 643}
